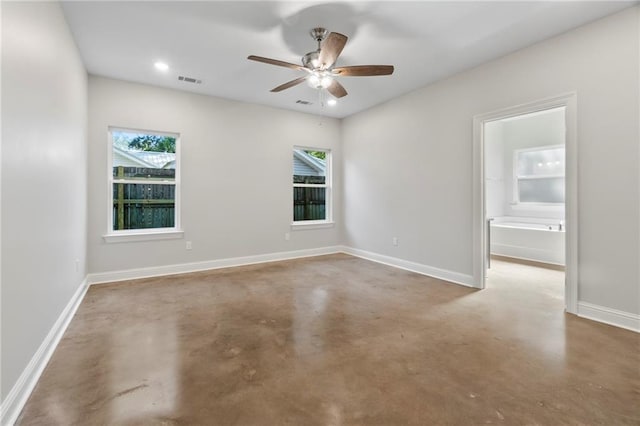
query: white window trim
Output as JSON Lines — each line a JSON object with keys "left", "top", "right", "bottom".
{"left": 103, "top": 229, "right": 184, "bottom": 243}
{"left": 104, "top": 127, "right": 183, "bottom": 243}
{"left": 512, "top": 144, "right": 565, "bottom": 206}
{"left": 290, "top": 221, "right": 335, "bottom": 230}
{"left": 292, "top": 146, "right": 332, "bottom": 228}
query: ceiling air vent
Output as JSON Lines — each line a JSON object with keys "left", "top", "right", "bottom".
{"left": 178, "top": 75, "right": 202, "bottom": 84}
{"left": 296, "top": 100, "right": 313, "bottom": 105}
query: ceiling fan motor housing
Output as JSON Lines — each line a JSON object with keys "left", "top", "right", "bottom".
{"left": 303, "top": 27, "right": 328, "bottom": 69}
{"left": 310, "top": 27, "right": 328, "bottom": 42}
{"left": 302, "top": 51, "right": 320, "bottom": 69}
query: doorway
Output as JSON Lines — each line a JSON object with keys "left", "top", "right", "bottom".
{"left": 472, "top": 94, "right": 578, "bottom": 314}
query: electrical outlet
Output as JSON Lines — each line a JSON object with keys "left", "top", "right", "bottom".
{"left": 186, "top": 241, "right": 192, "bottom": 250}
{"left": 392, "top": 237, "right": 398, "bottom": 246}
{"left": 285, "top": 232, "right": 290, "bottom": 241}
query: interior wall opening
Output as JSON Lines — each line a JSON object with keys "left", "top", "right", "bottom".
{"left": 484, "top": 107, "right": 567, "bottom": 302}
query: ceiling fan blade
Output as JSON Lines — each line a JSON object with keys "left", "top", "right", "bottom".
{"left": 326, "top": 80, "right": 348, "bottom": 98}
{"left": 248, "top": 55, "right": 304, "bottom": 71}
{"left": 333, "top": 65, "right": 394, "bottom": 76}
{"left": 271, "top": 76, "right": 308, "bottom": 92}
{"left": 318, "top": 32, "right": 347, "bottom": 70}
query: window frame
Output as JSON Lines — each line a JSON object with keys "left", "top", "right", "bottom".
{"left": 104, "top": 126, "right": 183, "bottom": 243}
{"left": 512, "top": 144, "right": 565, "bottom": 206}
{"left": 291, "top": 146, "right": 333, "bottom": 229}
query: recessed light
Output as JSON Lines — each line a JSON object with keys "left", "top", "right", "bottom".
{"left": 154, "top": 61, "right": 169, "bottom": 71}
{"left": 327, "top": 99, "right": 337, "bottom": 106}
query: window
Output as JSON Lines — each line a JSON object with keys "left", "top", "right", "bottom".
{"left": 514, "top": 145, "right": 564, "bottom": 204}
{"left": 108, "top": 128, "right": 180, "bottom": 235}
{"left": 293, "top": 148, "right": 331, "bottom": 224}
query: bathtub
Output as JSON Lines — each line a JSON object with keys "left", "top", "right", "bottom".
{"left": 490, "top": 217, "right": 565, "bottom": 265}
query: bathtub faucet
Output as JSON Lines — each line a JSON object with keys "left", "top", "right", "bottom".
{"left": 559, "top": 221, "right": 563, "bottom": 231}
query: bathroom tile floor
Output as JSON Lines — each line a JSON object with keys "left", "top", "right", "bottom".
{"left": 17, "top": 254, "right": 640, "bottom": 425}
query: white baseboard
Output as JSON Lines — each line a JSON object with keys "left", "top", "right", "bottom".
{"left": 87, "top": 245, "right": 475, "bottom": 290}
{"left": 491, "top": 243, "right": 565, "bottom": 266}
{"left": 88, "top": 246, "right": 343, "bottom": 285}
{"left": 577, "top": 302, "right": 640, "bottom": 333}
{"left": 340, "top": 246, "right": 476, "bottom": 288}
{"left": 0, "top": 277, "right": 89, "bottom": 426}
{"left": 3, "top": 251, "right": 635, "bottom": 426}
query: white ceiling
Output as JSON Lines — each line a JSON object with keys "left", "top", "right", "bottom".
{"left": 61, "top": 1, "right": 635, "bottom": 118}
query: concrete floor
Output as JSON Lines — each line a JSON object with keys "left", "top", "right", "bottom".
{"left": 18, "top": 254, "right": 640, "bottom": 425}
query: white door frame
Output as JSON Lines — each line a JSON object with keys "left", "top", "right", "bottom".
{"left": 472, "top": 93, "right": 578, "bottom": 314}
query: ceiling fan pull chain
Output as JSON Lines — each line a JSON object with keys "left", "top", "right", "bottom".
{"left": 317, "top": 90, "right": 326, "bottom": 126}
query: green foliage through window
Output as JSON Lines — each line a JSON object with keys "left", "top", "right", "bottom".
{"left": 307, "top": 150, "right": 326, "bottom": 160}
{"left": 128, "top": 135, "right": 176, "bottom": 153}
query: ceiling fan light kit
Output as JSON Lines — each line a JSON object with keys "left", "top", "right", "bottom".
{"left": 307, "top": 71, "right": 333, "bottom": 89}
{"left": 248, "top": 27, "right": 394, "bottom": 99}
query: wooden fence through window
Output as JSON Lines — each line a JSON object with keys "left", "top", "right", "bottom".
{"left": 113, "top": 168, "right": 326, "bottom": 228}
{"left": 293, "top": 175, "right": 326, "bottom": 221}
{"left": 113, "top": 166, "right": 175, "bottom": 230}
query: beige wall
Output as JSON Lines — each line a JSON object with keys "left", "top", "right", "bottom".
{"left": 342, "top": 7, "right": 639, "bottom": 314}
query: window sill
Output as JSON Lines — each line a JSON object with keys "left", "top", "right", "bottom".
{"left": 103, "top": 229, "right": 184, "bottom": 243}
{"left": 511, "top": 203, "right": 564, "bottom": 210}
{"left": 290, "top": 221, "right": 335, "bottom": 230}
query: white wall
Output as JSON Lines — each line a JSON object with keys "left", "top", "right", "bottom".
{"left": 1, "top": 4, "right": 637, "bottom": 420}
{"left": 484, "top": 121, "right": 505, "bottom": 219}
{"left": 342, "top": 7, "right": 639, "bottom": 315}
{"left": 88, "top": 77, "right": 342, "bottom": 274}
{"left": 501, "top": 108, "right": 566, "bottom": 220}
{"left": 485, "top": 108, "right": 566, "bottom": 220}
{"left": 1, "top": 1, "right": 88, "bottom": 401}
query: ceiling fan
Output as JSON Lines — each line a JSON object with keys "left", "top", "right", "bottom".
{"left": 248, "top": 27, "right": 394, "bottom": 99}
